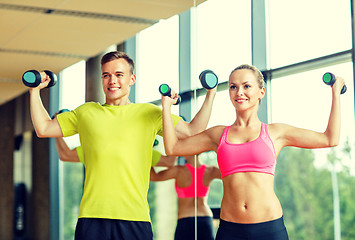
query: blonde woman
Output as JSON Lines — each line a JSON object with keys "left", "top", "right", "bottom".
{"left": 161, "top": 64, "right": 344, "bottom": 240}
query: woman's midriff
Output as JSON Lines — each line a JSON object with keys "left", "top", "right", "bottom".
{"left": 177, "top": 197, "right": 213, "bottom": 219}
{"left": 220, "top": 172, "right": 283, "bottom": 223}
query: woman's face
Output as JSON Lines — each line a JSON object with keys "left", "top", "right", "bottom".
{"left": 228, "top": 69, "right": 265, "bottom": 112}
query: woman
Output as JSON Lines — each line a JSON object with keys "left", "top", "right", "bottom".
{"left": 150, "top": 154, "right": 221, "bottom": 240}
{"left": 161, "top": 64, "right": 344, "bottom": 240}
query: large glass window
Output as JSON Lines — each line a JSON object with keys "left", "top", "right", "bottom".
{"left": 136, "top": 15, "right": 179, "bottom": 103}
{"left": 198, "top": 89, "right": 236, "bottom": 128}
{"left": 271, "top": 62, "right": 355, "bottom": 239}
{"left": 135, "top": 14, "right": 180, "bottom": 239}
{"left": 268, "top": 0, "right": 352, "bottom": 68}
{"left": 196, "top": 0, "right": 251, "bottom": 85}
{"left": 58, "top": 60, "right": 86, "bottom": 240}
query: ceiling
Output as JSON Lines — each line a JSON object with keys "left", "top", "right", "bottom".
{"left": 0, "top": 0, "right": 205, "bottom": 106}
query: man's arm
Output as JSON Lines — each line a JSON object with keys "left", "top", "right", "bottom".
{"left": 29, "top": 77, "right": 63, "bottom": 138}
{"left": 55, "top": 138, "right": 80, "bottom": 162}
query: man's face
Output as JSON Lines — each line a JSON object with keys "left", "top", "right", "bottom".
{"left": 101, "top": 58, "right": 136, "bottom": 104}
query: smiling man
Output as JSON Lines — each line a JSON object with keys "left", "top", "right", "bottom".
{"left": 28, "top": 51, "right": 216, "bottom": 240}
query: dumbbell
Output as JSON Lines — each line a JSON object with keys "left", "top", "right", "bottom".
{"left": 51, "top": 109, "right": 70, "bottom": 119}
{"left": 22, "top": 70, "right": 57, "bottom": 88}
{"left": 159, "top": 84, "right": 181, "bottom": 105}
{"left": 323, "top": 72, "right": 346, "bottom": 94}
{"left": 199, "top": 70, "right": 218, "bottom": 89}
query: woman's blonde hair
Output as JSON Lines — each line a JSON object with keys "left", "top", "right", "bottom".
{"left": 230, "top": 64, "right": 264, "bottom": 89}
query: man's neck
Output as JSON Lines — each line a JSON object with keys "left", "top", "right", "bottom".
{"left": 105, "top": 98, "right": 131, "bottom": 106}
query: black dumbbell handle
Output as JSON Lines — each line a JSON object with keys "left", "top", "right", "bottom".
{"left": 22, "top": 70, "right": 57, "bottom": 88}
{"left": 159, "top": 84, "right": 181, "bottom": 105}
{"left": 44, "top": 70, "right": 57, "bottom": 88}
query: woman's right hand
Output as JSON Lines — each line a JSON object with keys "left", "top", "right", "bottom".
{"left": 161, "top": 89, "right": 179, "bottom": 107}
{"left": 332, "top": 75, "right": 345, "bottom": 96}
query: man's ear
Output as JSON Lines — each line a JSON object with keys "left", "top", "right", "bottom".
{"left": 130, "top": 74, "right": 136, "bottom": 86}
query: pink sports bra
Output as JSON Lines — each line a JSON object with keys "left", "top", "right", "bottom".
{"left": 175, "top": 163, "right": 210, "bottom": 198}
{"left": 217, "top": 123, "right": 276, "bottom": 178}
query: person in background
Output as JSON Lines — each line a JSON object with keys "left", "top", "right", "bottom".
{"left": 150, "top": 154, "right": 221, "bottom": 240}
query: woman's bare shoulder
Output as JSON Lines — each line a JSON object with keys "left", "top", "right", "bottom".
{"left": 206, "top": 125, "right": 227, "bottom": 140}
{"left": 207, "top": 125, "right": 227, "bottom": 133}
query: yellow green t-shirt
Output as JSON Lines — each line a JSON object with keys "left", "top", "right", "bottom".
{"left": 57, "top": 102, "right": 180, "bottom": 222}
{"left": 77, "top": 146, "right": 161, "bottom": 167}
{"left": 76, "top": 146, "right": 84, "bottom": 163}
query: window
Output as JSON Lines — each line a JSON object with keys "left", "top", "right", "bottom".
{"left": 271, "top": 62, "right": 355, "bottom": 239}
{"left": 58, "top": 60, "right": 86, "bottom": 240}
{"left": 136, "top": 15, "right": 179, "bottom": 103}
{"left": 196, "top": 0, "right": 252, "bottom": 84}
{"left": 268, "top": 0, "right": 352, "bottom": 68}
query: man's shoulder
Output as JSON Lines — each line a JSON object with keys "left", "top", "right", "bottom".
{"left": 76, "top": 102, "right": 99, "bottom": 109}
{"left": 133, "top": 103, "right": 161, "bottom": 113}
{"left": 135, "top": 102, "right": 159, "bottom": 108}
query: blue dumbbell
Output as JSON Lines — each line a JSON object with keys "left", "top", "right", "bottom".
{"left": 199, "top": 70, "right": 218, "bottom": 89}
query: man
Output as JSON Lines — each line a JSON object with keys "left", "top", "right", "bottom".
{"left": 29, "top": 51, "right": 216, "bottom": 239}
